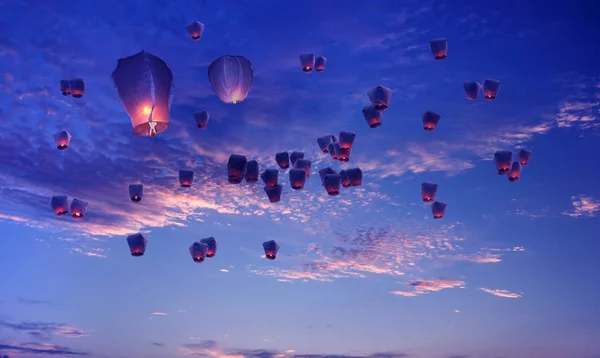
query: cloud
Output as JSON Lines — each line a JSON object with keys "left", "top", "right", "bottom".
{"left": 152, "top": 342, "right": 165, "bottom": 347}
{"left": 0, "top": 342, "right": 88, "bottom": 356}
{"left": 150, "top": 312, "right": 168, "bottom": 316}
{"left": 16, "top": 297, "right": 50, "bottom": 305}
{"left": 479, "top": 288, "right": 523, "bottom": 299}
{"left": 554, "top": 77, "right": 600, "bottom": 129}
{"left": 0, "top": 320, "right": 87, "bottom": 340}
{"left": 391, "top": 278, "right": 465, "bottom": 297}
{"left": 562, "top": 195, "right": 600, "bottom": 217}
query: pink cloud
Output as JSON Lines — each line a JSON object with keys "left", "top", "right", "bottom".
{"left": 391, "top": 278, "right": 466, "bottom": 297}
{"left": 562, "top": 195, "right": 600, "bottom": 217}
{"left": 479, "top": 287, "right": 523, "bottom": 299}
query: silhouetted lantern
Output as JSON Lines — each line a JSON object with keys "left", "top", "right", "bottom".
{"left": 518, "top": 149, "right": 532, "bottom": 166}
{"left": 126, "top": 233, "right": 148, "bottom": 257}
{"left": 422, "top": 111, "right": 441, "bottom": 131}
{"left": 338, "top": 147, "right": 351, "bottom": 162}
{"left": 508, "top": 162, "right": 522, "bottom": 182}
{"left": 315, "top": 56, "right": 327, "bottom": 71}
{"left": 260, "top": 169, "right": 279, "bottom": 188}
{"left": 189, "top": 241, "right": 209, "bottom": 263}
{"left": 331, "top": 135, "right": 338, "bottom": 143}
{"left": 339, "top": 131, "right": 356, "bottom": 149}
{"left": 367, "top": 85, "right": 392, "bottom": 111}
{"left": 463, "top": 81, "right": 481, "bottom": 100}
{"left": 294, "top": 158, "right": 311, "bottom": 177}
{"left": 128, "top": 184, "right": 143, "bottom": 202}
{"left": 324, "top": 174, "right": 341, "bottom": 196}
{"left": 328, "top": 142, "right": 340, "bottom": 160}
{"left": 227, "top": 154, "right": 248, "bottom": 184}
{"left": 208, "top": 55, "right": 253, "bottom": 104}
{"left": 194, "top": 111, "right": 209, "bottom": 129}
{"left": 300, "top": 54, "right": 315, "bottom": 73}
{"left": 263, "top": 240, "right": 280, "bottom": 260}
{"left": 494, "top": 151, "right": 512, "bottom": 175}
{"left": 362, "top": 105, "right": 383, "bottom": 128}
{"left": 275, "top": 151, "right": 290, "bottom": 169}
{"left": 290, "top": 151, "right": 304, "bottom": 166}
{"left": 54, "top": 130, "right": 71, "bottom": 150}
{"left": 186, "top": 21, "right": 204, "bottom": 40}
{"left": 483, "top": 79, "right": 501, "bottom": 100}
{"left": 317, "top": 135, "right": 333, "bottom": 153}
{"left": 346, "top": 168, "right": 363, "bottom": 186}
{"left": 245, "top": 160, "right": 259, "bottom": 183}
{"left": 112, "top": 51, "right": 174, "bottom": 137}
{"left": 340, "top": 170, "right": 351, "bottom": 188}
{"left": 50, "top": 195, "right": 69, "bottom": 216}
{"left": 60, "top": 80, "right": 71, "bottom": 96}
{"left": 429, "top": 38, "right": 447, "bottom": 60}
{"left": 264, "top": 184, "right": 283, "bottom": 203}
{"left": 421, "top": 182, "right": 438, "bottom": 203}
{"left": 289, "top": 168, "right": 306, "bottom": 190}
{"left": 200, "top": 237, "right": 217, "bottom": 257}
{"left": 319, "top": 167, "right": 337, "bottom": 185}
{"left": 70, "top": 198, "right": 88, "bottom": 220}
{"left": 432, "top": 201, "right": 447, "bottom": 219}
{"left": 179, "top": 170, "right": 194, "bottom": 187}
{"left": 69, "top": 78, "right": 85, "bottom": 98}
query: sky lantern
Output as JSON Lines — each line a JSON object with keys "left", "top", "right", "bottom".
{"left": 317, "top": 135, "right": 333, "bottom": 153}
{"left": 245, "top": 160, "right": 259, "bottom": 183}
{"left": 508, "top": 162, "right": 522, "bottom": 182}
{"left": 494, "top": 151, "right": 513, "bottom": 175}
{"left": 432, "top": 201, "right": 447, "bottom": 219}
{"left": 483, "top": 79, "right": 501, "bottom": 100}
{"left": 422, "top": 111, "right": 441, "bottom": 131}
{"left": 60, "top": 80, "right": 71, "bottom": 96}
{"left": 200, "top": 237, "right": 217, "bottom": 257}
{"left": 340, "top": 170, "right": 351, "bottom": 188}
{"left": 367, "top": 85, "right": 392, "bottom": 111}
{"left": 290, "top": 151, "right": 304, "bottom": 166}
{"left": 208, "top": 55, "right": 253, "bottom": 104}
{"left": 189, "top": 241, "right": 209, "bottom": 263}
{"left": 70, "top": 198, "right": 88, "bottom": 220}
{"left": 179, "top": 169, "right": 194, "bottom": 187}
{"left": 339, "top": 131, "right": 356, "bottom": 150}
{"left": 227, "top": 154, "right": 248, "bottom": 184}
{"left": 331, "top": 135, "right": 338, "bottom": 143}
{"left": 294, "top": 158, "right": 311, "bottom": 177}
{"left": 324, "top": 173, "right": 341, "bottom": 196}
{"left": 289, "top": 168, "right": 306, "bottom": 190}
{"left": 264, "top": 184, "right": 282, "bottom": 203}
{"left": 112, "top": 51, "right": 174, "bottom": 137}
{"left": 54, "top": 130, "right": 71, "bottom": 150}
{"left": 328, "top": 142, "right": 340, "bottom": 160}
{"left": 194, "top": 111, "right": 209, "bottom": 129}
{"left": 338, "top": 148, "right": 351, "bottom": 162}
{"left": 186, "top": 21, "right": 204, "bottom": 40}
{"left": 263, "top": 240, "right": 280, "bottom": 260}
{"left": 50, "top": 195, "right": 69, "bottom": 216}
{"left": 299, "top": 54, "right": 315, "bottom": 73}
{"left": 315, "top": 56, "right": 327, "bottom": 71}
{"left": 518, "top": 149, "right": 532, "bottom": 166}
{"left": 126, "top": 233, "right": 148, "bottom": 257}
{"left": 69, "top": 79, "right": 85, "bottom": 98}
{"left": 261, "top": 169, "right": 279, "bottom": 188}
{"left": 429, "top": 38, "right": 448, "bottom": 60}
{"left": 463, "top": 81, "right": 481, "bottom": 100}
{"left": 421, "top": 182, "right": 438, "bottom": 203}
{"left": 275, "top": 151, "right": 290, "bottom": 169}
{"left": 128, "top": 184, "right": 143, "bottom": 202}
{"left": 362, "top": 105, "right": 383, "bottom": 128}
{"left": 319, "top": 167, "right": 337, "bottom": 186}
{"left": 346, "top": 168, "right": 363, "bottom": 186}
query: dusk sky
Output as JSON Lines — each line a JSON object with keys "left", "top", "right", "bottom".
{"left": 1, "top": 0, "right": 600, "bottom": 358}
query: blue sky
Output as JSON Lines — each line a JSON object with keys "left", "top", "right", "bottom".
{"left": 1, "top": 0, "right": 600, "bottom": 357}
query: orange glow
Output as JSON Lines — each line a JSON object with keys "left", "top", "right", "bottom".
{"left": 142, "top": 106, "right": 151, "bottom": 115}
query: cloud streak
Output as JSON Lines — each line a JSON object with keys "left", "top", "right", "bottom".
{"left": 479, "top": 287, "right": 523, "bottom": 299}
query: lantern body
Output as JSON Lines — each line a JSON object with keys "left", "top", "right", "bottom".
{"left": 227, "top": 154, "right": 248, "bottom": 184}
{"left": 294, "top": 159, "right": 311, "bottom": 177}
{"left": 289, "top": 168, "right": 306, "bottom": 190}
{"left": 264, "top": 184, "right": 283, "bottom": 203}
{"left": 263, "top": 240, "right": 280, "bottom": 260}
{"left": 50, "top": 195, "right": 69, "bottom": 216}
{"left": 432, "top": 201, "right": 447, "bottom": 219}
{"left": 69, "top": 78, "right": 85, "bottom": 98}
{"left": 339, "top": 170, "right": 351, "bottom": 188}
{"left": 347, "top": 168, "right": 363, "bottom": 186}
{"left": 508, "top": 162, "right": 522, "bottom": 182}
{"left": 245, "top": 160, "right": 259, "bottom": 183}
{"left": 186, "top": 21, "right": 204, "bottom": 40}
{"left": 328, "top": 142, "right": 340, "bottom": 160}
{"left": 362, "top": 105, "right": 382, "bottom": 128}
{"left": 128, "top": 184, "right": 143, "bottom": 202}
{"left": 422, "top": 111, "right": 441, "bottom": 131}
{"left": 518, "top": 149, "right": 532, "bottom": 166}
{"left": 324, "top": 174, "right": 341, "bottom": 196}
{"left": 189, "top": 242, "right": 209, "bottom": 262}
{"left": 367, "top": 86, "right": 392, "bottom": 111}
{"left": 463, "top": 81, "right": 481, "bottom": 100}
{"left": 429, "top": 38, "right": 447, "bottom": 60}
{"left": 200, "top": 237, "right": 218, "bottom": 257}
{"left": 208, "top": 55, "right": 253, "bottom": 104}
{"left": 179, "top": 170, "right": 194, "bottom": 187}
{"left": 421, "top": 182, "right": 438, "bottom": 203}
{"left": 290, "top": 151, "right": 304, "bottom": 166}
{"left": 70, "top": 198, "right": 88, "bottom": 220}
{"left": 317, "top": 135, "right": 333, "bottom": 153}
{"left": 54, "top": 130, "right": 71, "bottom": 150}
{"left": 260, "top": 169, "right": 279, "bottom": 188}
{"left": 483, "top": 79, "right": 501, "bottom": 100}
{"left": 299, "top": 53, "right": 315, "bottom": 73}
{"left": 319, "top": 167, "right": 337, "bottom": 186}
{"left": 60, "top": 80, "right": 71, "bottom": 96}
{"left": 338, "top": 131, "right": 356, "bottom": 149}
{"left": 127, "top": 233, "right": 148, "bottom": 257}
{"left": 315, "top": 56, "right": 327, "bottom": 71}
{"left": 275, "top": 152, "right": 290, "bottom": 169}
{"left": 194, "top": 111, "right": 209, "bottom": 129}
{"left": 494, "top": 151, "right": 513, "bottom": 175}
{"left": 338, "top": 148, "right": 351, "bottom": 162}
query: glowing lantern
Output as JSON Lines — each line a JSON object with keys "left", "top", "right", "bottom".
{"left": 179, "top": 170, "right": 194, "bottom": 187}
{"left": 317, "top": 135, "right": 333, "bottom": 153}
{"left": 263, "top": 240, "right": 280, "bottom": 260}
{"left": 264, "top": 184, "right": 282, "bottom": 203}
{"left": 60, "top": 80, "right": 71, "bottom": 96}
{"left": 194, "top": 111, "right": 209, "bottom": 129}
{"left": 362, "top": 105, "right": 383, "bottom": 128}
{"left": 260, "top": 169, "right": 279, "bottom": 188}
{"left": 200, "top": 237, "right": 217, "bottom": 257}
{"left": 319, "top": 167, "right": 337, "bottom": 186}
{"left": 328, "top": 142, "right": 340, "bottom": 160}
{"left": 429, "top": 38, "right": 447, "bottom": 60}
{"left": 299, "top": 54, "right": 315, "bottom": 73}
{"left": 508, "top": 162, "right": 522, "bottom": 182}
{"left": 69, "top": 79, "right": 85, "bottom": 98}
{"left": 290, "top": 151, "right": 304, "bottom": 166}
{"left": 432, "top": 201, "right": 447, "bottom": 219}
{"left": 423, "top": 111, "right": 441, "bottom": 131}
{"left": 324, "top": 174, "right": 341, "bottom": 196}
{"left": 339, "top": 170, "right": 351, "bottom": 188}
{"left": 186, "top": 21, "right": 204, "bottom": 40}
{"left": 339, "top": 131, "right": 356, "bottom": 149}
{"left": 289, "top": 168, "right": 306, "bottom": 190}
{"left": 483, "top": 79, "right": 501, "bottom": 100}
{"left": 518, "top": 149, "right": 532, "bottom": 166}
{"left": 494, "top": 151, "right": 512, "bottom": 175}
{"left": 227, "top": 154, "right": 248, "bottom": 184}
{"left": 189, "top": 241, "right": 209, "bottom": 263}
{"left": 112, "top": 51, "right": 174, "bottom": 137}
{"left": 315, "top": 56, "right": 327, "bottom": 71}
{"left": 346, "top": 168, "right": 363, "bottom": 186}
{"left": 50, "top": 195, "right": 69, "bottom": 216}
{"left": 294, "top": 158, "right": 311, "bottom": 177}
{"left": 70, "top": 198, "right": 88, "bottom": 220}
{"left": 245, "top": 160, "right": 259, "bottom": 183}
{"left": 208, "top": 55, "right": 253, "bottom": 104}
{"left": 338, "top": 148, "right": 351, "bottom": 162}
{"left": 54, "top": 130, "right": 71, "bottom": 150}
{"left": 275, "top": 152, "right": 290, "bottom": 169}
{"left": 126, "top": 233, "right": 148, "bottom": 257}
{"left": 421, "top": 182, "right": 438, "bottom": 203}
{"left": 367, "top": 85, "right": 392, "bottom": 111}
{"left": 463, "top": 81, "right": 481, "bottom": 100}
{"left": 128, "top": 184, "right": 143, "bottom": 202}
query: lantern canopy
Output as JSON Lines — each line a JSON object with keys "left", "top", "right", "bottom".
{"left": 367, "top": 86, "right": 392, "bottom": 111}
{"left": 54, "top": 130, "right": 71, "bottom": 150}
{"left": 200, "top": 237, "right": 218, "bottom": 257}
{"left": 362, "top": 105, "right": 383, "bottom": 128}
{"left": 494, "top": 151, "right": 513, "bottom": 175}
{"left": 260, "top": 169, "right": 279, "bottom": 188}
{"left": 69, "top": 79, "right": 85, "bottom": 98}
{"left": 208, "top": 55, "right": 253, "bottom": 104}
{"left": 194, "top": 111, "right": 210, "bottom": 129}
{"left": 508, "top": 162, "right": 522, "bottom": 182}
{"left": 275, "top": 152, "right": 290, "bottom": 169}
{"left": 264, "top": 184, "right": 283, "bottom": 203}
{"left": 429, "top": 38, "right": 448, "bottom": 60}
{"left": 346, "top": 168, "right": 363, "bottom": 186}
{"left": 518, "top": 149, "right": 532, "bottom": 166}
{"left": 179, "top": 170, "right": 194, "bottom": 187}
{"left": 299, "top": 54, "right": 315, "bottom": 72}
{"left": 289, "top": 168, "right": 306, "bottom": 190}
{"left": 432, "top": 201, "right": 447, "bottom": 219}
{"left": 315, "top": 56, "right": 327, "bottom": 71}
{"left": 70, "top": 198, "right": 88, "bottom": 220}
{"left": 186, "top": 21, "right": 204, "bottom": 40}
{"left": 127, "top": 233, "right": 148, "bottom": 257}
{"left": 60, "top": 80, "right": 71, "bottom": 96}
{"left": 422, "top": 111, "right": 441, "bottom": 131}
{"left": 483, "top": 79, "right": 501, "bottom": 100}
{"left": 227, "top": 154, "right": 248, "bottom": 184}
{"left": 50, "top": 195, "right": 69, "bottom": 216}
{"left": 245, "top": 160, "right": 259, "bottom": 183}
{"left": 421, "top": 182, "right": 438, "bottom": 203}
{"left": 263, "top": 240, "right": 280, "bottom": 260}
{"left": 189, "top": 242, "right": 209, "bottom": 262}
{"left": 128, "top": 184, "right": 143, "bottom": 202}
{"left": 463, "top": 81, "right": 481, "bottom": 100}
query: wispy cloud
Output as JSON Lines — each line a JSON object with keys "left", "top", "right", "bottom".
{"left": 391, "top": 278, "right": 465, "bottom": 297}
{"left": 479, "top": 287, "right": 523, "bottom": 299}
{"left": 17, "top": 297, "right": 50, "bottom": 305}
{"left": 0, "top": 342, "right": 88, "bottom": 356}
{"left": 0, "top": 319, "right": 87, "bottom": 340}
{"left": 562, "top": 195, "right": 600, "bottom": 217}
{"left": 150, "top": 312, "right": 168, "bottom": 316}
